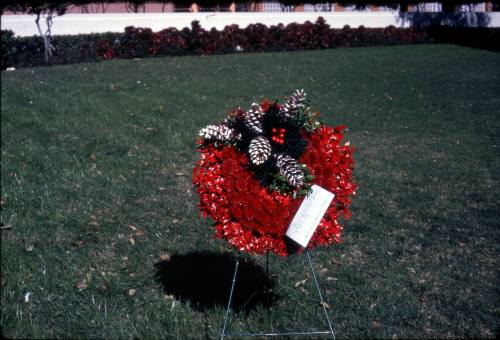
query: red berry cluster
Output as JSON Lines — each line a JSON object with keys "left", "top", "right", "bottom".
{"left": 271, "top": 127, "right": 286, "bottom": 145}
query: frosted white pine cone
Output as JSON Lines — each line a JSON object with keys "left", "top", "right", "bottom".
{"left": 199, "top": 124, "right": 235, "bottom": 142}
{"left": 249, "top": 136, "right": 272, "bottom": 165}
{"left": 245, "top": 103, "right": 265, "bottom": 134}
{"left": 281, "top": 89, "right": 306, "bottom": 120}
{"left": 275, "top": 153, "right": 304, "bottom": 188}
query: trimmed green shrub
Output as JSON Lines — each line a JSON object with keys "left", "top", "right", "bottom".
{"left": 1, "top": 18, "right": 497, "bottom": 69}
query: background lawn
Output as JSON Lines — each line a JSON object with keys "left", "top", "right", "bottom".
{"left": 1, "top": 44, "right": 499, "bottom": 339}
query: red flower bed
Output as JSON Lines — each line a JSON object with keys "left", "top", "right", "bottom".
{"left": 193, "top": 125, "right": 356, "bottom": 256}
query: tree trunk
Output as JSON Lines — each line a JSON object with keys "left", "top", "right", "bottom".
{"left": 45, "top": 13, "right": 54, "bottom": 62}
{"left": 34, "top": 12, "right": 55, "bottom": 64}
{"left": 35, "top": 13, "right": 49, "bottom": 64}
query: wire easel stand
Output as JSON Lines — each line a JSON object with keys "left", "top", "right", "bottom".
{"left": 220, "top": 249, "right": 336, "bottom": 339}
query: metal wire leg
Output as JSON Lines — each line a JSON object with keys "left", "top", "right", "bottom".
{"left": 220, "top": 251, "right": 336, "bottom": 338}
{"left": 221, "top": 258, "right": 240, "bottom": 340}
{"left": 306, "top": 249, "right": 336, "bottom": 340}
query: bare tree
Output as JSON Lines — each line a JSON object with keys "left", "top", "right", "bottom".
{"left": 3, "top": 2, "right": 69, "bottom": 64}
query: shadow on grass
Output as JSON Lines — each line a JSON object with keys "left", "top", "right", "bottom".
{"left": 154, "top": 252, "right": 277, "bottom": 313}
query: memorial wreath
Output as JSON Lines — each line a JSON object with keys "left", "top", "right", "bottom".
{"left": 193, "top": 90, "right": 356, "bottom": 256}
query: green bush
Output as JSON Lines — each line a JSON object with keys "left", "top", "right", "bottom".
{"left": 1, "top": 30, "right": 122, "bottom": 68}
{"left": 1, "top": 19, "right": 498, "bottom": 70}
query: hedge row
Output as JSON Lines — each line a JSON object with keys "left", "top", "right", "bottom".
{"left": 1, "top": 17, "right": 498, "bottom": 69}
{"left": 1, "top": 17, "right": 432, "bottom": 69}
{"left": 1, "top": 30, "right": 123, "bottom": 69}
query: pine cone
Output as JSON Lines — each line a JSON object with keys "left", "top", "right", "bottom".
{"left": 249, "top": 136, "right": 271, "bottom": 165}
{"left": 244, "top": 103, "right": 264, "bottom": 134}
{"left": 199, "top": 124, "right": 236, "bottom": 142}
{"left": 275, "top": 153, "right": 304, "bottom": 188}
{"left": 281, "top": 89, "right": 306, "bottom": 120}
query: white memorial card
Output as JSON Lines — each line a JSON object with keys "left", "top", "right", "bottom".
{"left": 286, "top": 185, "right": 335, "bottom": 248}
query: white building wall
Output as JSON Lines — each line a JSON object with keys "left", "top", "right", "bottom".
{"left": 2, "top": 12, "right": 499, "bottom": 37}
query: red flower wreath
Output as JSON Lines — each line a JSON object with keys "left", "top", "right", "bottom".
{"left": 192, "top": 91, "right": 356, "bottom": 256}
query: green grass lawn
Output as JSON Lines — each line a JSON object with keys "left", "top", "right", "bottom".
{"left": 1, "top": 44, "right": 499, "bottom": 339}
